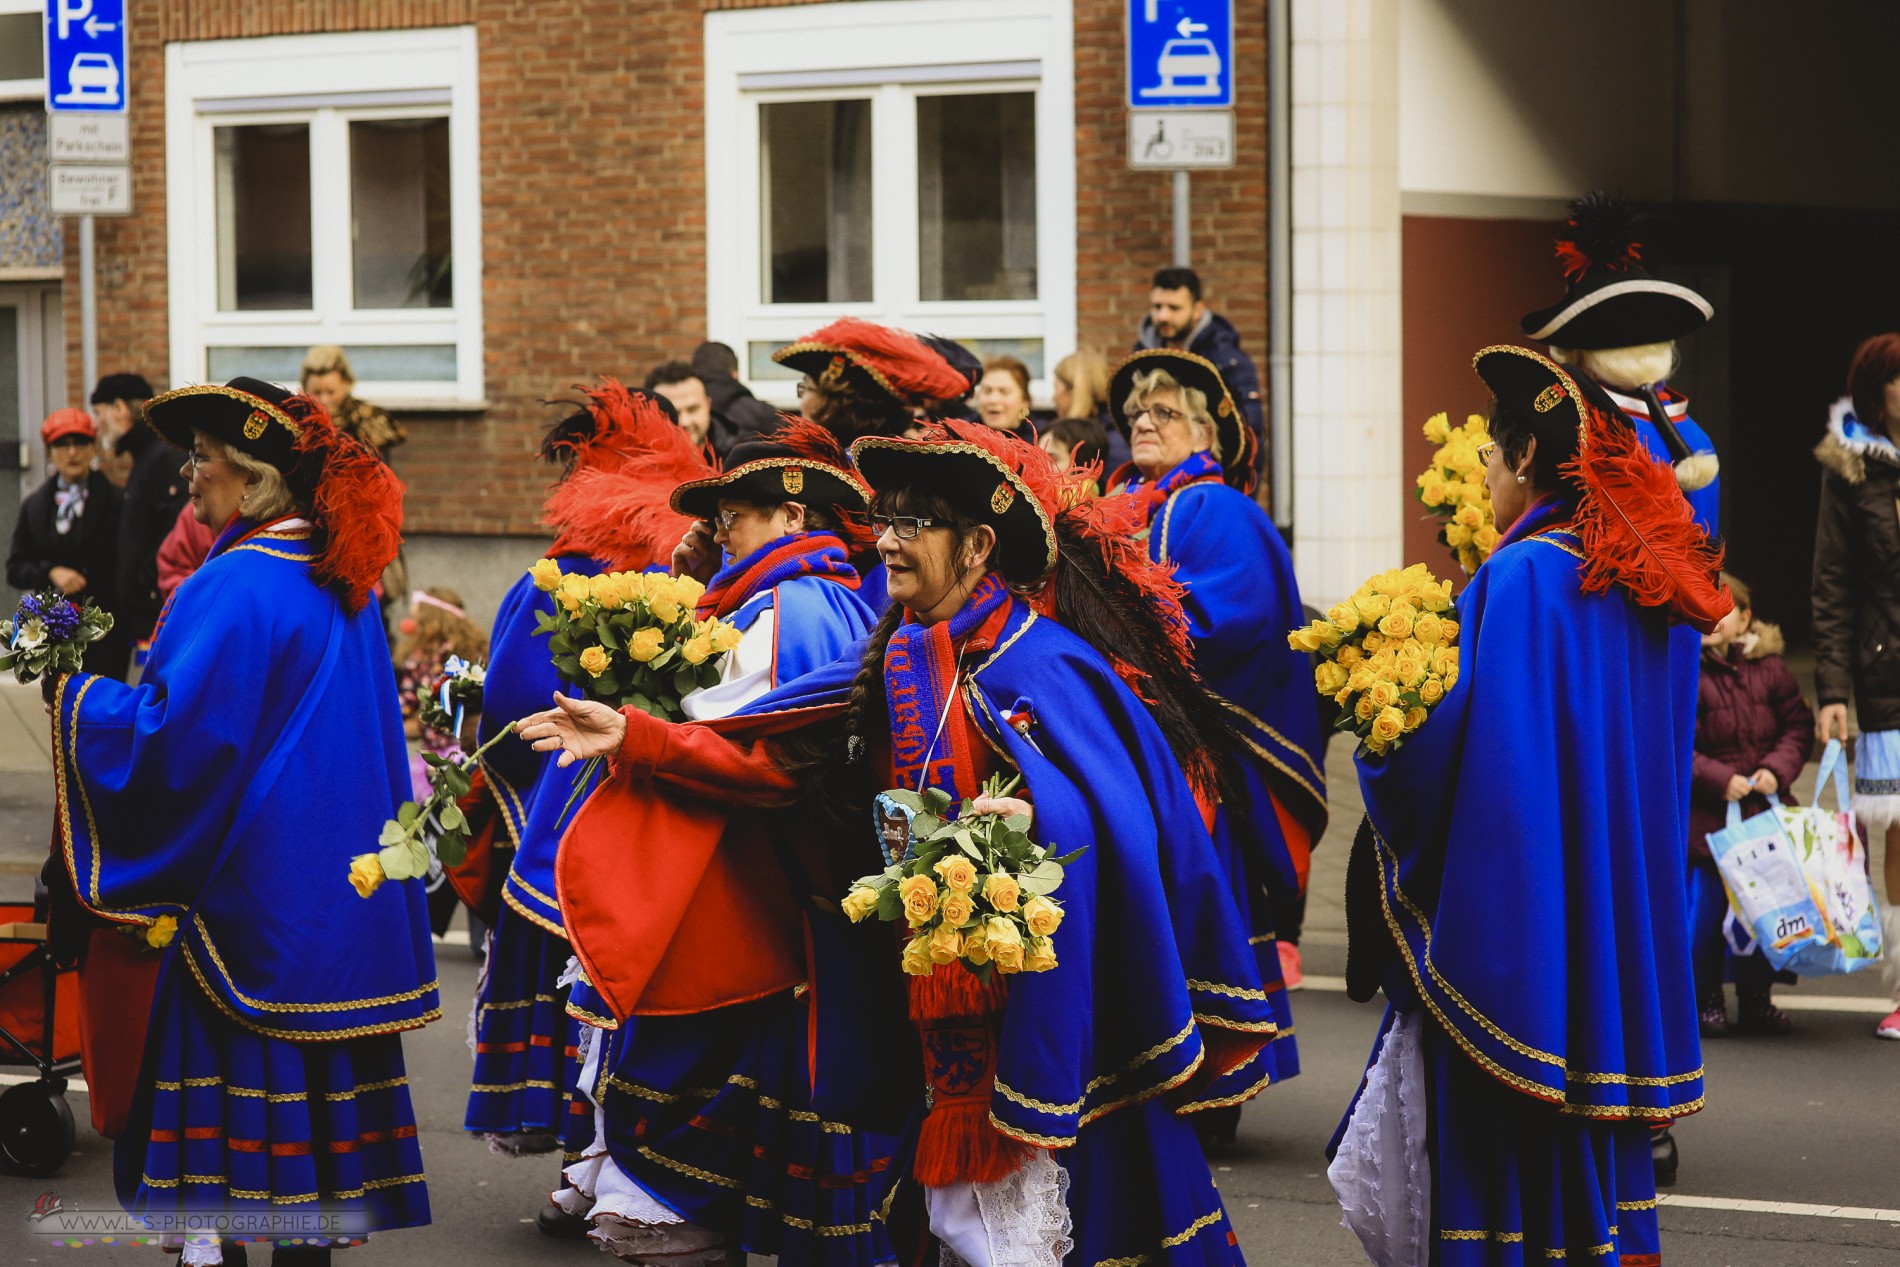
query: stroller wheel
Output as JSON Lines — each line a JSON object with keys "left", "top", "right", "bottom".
{"left": 0, "top": 1081, "right": 75, "bottom": 1176}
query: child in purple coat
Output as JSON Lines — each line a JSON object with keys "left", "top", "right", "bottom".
{"left": 1689, "top": 572, "right": 1815, "bottom": 1036}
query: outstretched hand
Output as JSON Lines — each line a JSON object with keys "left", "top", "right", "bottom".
{"left": 517, "top": 693, "right": 627, "bottom": 768}
{"left": 969, "top": 795, "right": 1032, "bottom": 824}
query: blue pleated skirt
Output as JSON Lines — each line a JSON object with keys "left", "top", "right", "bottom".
{"left": 599, "top": 989, "right": 897, "bottom": 1267}
{"left": 119, "top": 964, "right": 430, "bottom": 1239}
{"left": 465, "top": 902, "right": 577, "bottom": 1139}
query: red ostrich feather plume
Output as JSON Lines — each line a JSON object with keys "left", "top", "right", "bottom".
{"left": 283, "top": 393, "right": 403, "bottom": 613}
{"left": 1553, "top": 191, "right": 1644, "bottom": 283}
{"left": 1564, "top": 403, "right": 1731, "bottom": 633}
{"left": 543, "top": 379, "right": 713, "bottom": 571}
{"left": 767, "top": 415, "right": 878, "bottom": 553}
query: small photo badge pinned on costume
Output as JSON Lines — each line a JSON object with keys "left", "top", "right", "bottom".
{"left": 1004, "top": 696, "right": 1044, "bottom": 755}
{"left": 874, "top": 792, "right": 919, "bottom": 867}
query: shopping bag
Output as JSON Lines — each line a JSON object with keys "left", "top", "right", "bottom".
{"left": 1707, "top": 740, "right": 1882, "bottom": 976}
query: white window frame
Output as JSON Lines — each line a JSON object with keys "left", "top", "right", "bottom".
{"left": 0, "top": 0, "right": 47, "bottom": 102}
{"left": 165, "top": 27, "right": 484, "bottom": 408}
{"left": 705, "top": 0, "right": 1076, "bottom": 409}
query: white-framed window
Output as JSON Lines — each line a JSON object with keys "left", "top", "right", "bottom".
{"left": 705, "top": 0, "right": 1076, "bottom": 408}
{"left": 0, "top": 0, "right": 47, "bottom": 102}
{"left": 165, "top": 27, "right": 483, "bottom": 408}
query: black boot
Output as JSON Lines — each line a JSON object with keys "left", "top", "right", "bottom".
{"left": 537, "top": 1203, "right": 592, "bottom": 1240}
{"left": 1650, "top": 1127, "right": 1678, "bottom": 1188}
{"left": 270, "top": 1245, "right": 331, "bottom": 1266}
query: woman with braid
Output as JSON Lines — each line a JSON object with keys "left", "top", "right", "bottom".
{"left": 524, "top": 420, "right": 1277, "bottom": 1267}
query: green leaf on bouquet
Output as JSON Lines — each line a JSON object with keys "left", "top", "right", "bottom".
{"left": 953, "top": 828, "right": 981, "bottom": 859}
{"left": 533, "top": 612, "right": 556, "bottom": 634}
{"left": 1003, "top": 814, "right": 1031, "bottom": 834}
{"left": 420, "top": 751, "right": 446, "bottom": 769}
{"left": 1046, "top": 846, "right": 1088, "bottom": 866}
{"left": 922, "top": 788, "right": 954, "bottom": 815}
{"left": 547, "top": 631, "right": 574, "bottom": 656}
{"left": 1018, "top": 858, "right": 1065, "bottom": 896}
{"left": 649, "top": 646, "right": 678, "bottom": 671}
{"left": 554, "top": 654, "right": 581, "bottom": 679}
{"left": 435, "top": 830, "right": 467, "bottom": 868}
{"left": 378, "top": 819, "right": 408, "bottom": 848}
{"left": 594, "top": 672, "right": 620, "bottom": 697}
{"left": 595, "top": 623, "right": 621, "bottom": 652}
{"left": 438, "top": 802, "right": 467, "bottom": 832}
{"left": 882, "top": 789, "right": 928, "bottom": 814}
{"left": 397, "top": 802, "right": 421, "bottom": 829}
{"left": 875, "top": 886, "right": 904, "bottom": 922}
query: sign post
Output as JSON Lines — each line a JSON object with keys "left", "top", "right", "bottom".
{"left": 44, "top": 0, "right": 129, "bottom": 402}
{"left": 1126, "top": 0, "right": 1233, "bottom": 267}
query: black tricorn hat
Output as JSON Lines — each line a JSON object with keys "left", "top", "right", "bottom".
{"left": 147, "top": 376, "right": 306, "bottom": 472}
{"left": 1108, "top": 348, "right": 1253, "bottom": 485}
{"left": 671, "top": 438, "right": 870, "bottom": 520}
{"left": 1520, "top": 193, "right": 1712, "bottom": 350}
{"left": 1473, "top": 344, "right": 1631, "bottom": 443}
{"left": 849, "top": 425, "right": 1057, "bottom": 584}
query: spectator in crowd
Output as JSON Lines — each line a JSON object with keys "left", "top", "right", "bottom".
{"left": 1688, "top": 572, "right": 1812, "bottom": 1039}
{"left": 89, "top": 370, "right": 152, "bottom": 489}
{"left": 301, "top": 345, "right": 408, "bottom": 460}
{"left": 1053, "top": 347, "right": 1130, "bottom": 471}
{"left": 1038, "top": 416, "right": 1108, "bottom": 483}
{"left": 645, "top": 360, "right": 717, "bottom": 460}
{"left": 90, "top": 372, "right": 187, "bottom": 649}
{"left": 155, "top": 502, "right": 214, "bottom": 603}
{"left": 7, "top": 408, "right": 128, "bottom": 679}
{"left": 975, "top": 354, "right": 1038, "bottom": 442}
{"left": 1812, "top": 331, "right": 1900, "bottom": 1040}
{"left": 1133, "top": 267, "right": 1265, "bottom": 468}
{"left": 691, "top": 341, "right": 782, "bottom": 457}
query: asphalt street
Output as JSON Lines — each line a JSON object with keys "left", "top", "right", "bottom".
{"left": 0, "top": 684, "right": 1894, "bottom": 1265}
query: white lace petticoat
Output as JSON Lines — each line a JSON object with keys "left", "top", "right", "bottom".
{"left": 927, "top": 1147, "right": 1075, "bottom": 1267}
{"left": 1327, "top": 1009, "right": 1430, "bottom": 1267}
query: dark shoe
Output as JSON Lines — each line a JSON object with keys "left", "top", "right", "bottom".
{"left": 1736, "top": 993, "right": 1793, "bottom": 1035}
{"left": 538, "top": 1203, "right": 592, "bottom": 1240}
{"left": 222, "top": 1243, "right": 250, "bottom": 1267}
{"left": 1697, "top": 992, "right": 1731, "bottom": 1038}
{"left": 270, "top": 1247, "right": 331, "bottom": 1266}
{"left": 1650, "top": 1127, "right": 1678, "bottom": 1188}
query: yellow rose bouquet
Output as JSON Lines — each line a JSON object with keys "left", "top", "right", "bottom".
{"left": 530, "top": 560, "right": 744, "bottom": 819}
{"left": 842, "top": 774, "right": 1083, "bottom": 980}
{"left": 1415, "top": 411, "right": 1500, "bottom": 575}
{"left": 1288, "top": 563, "right": 1462, "bottom": 756}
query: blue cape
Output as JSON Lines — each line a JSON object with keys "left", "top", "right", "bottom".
{"left": 1356, "top": 500, "right": 1703, "bottom": 1117}
{"left": 56, "top": 520, "right": 439, "bottom": 1039}
{"left": 746, "top": 599, "right": 1278, "bottom": 1146}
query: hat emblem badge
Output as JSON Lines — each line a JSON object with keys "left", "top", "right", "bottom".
{"left": 1217, "top": 398, "right": 1234, "bottom": 418}
{"left": 781, "top": 466, "right": 804, "bottom": 495}
{"left": 1533, "top": 385, "right": 1567, "bottom": 414}
{"left": 990, "top": 481, "right": 1016, "bottom": 514}
{"left": 242, "top": 409, "right": 270, "bottom": 440}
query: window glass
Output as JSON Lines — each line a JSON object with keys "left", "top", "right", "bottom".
{"left": 350, "top": 117, "right": 453, "bottom": 309}
{"left": 760, "top": 99, "right": 872, "bottom": 304}
{"left": 0, "top": 14, "right": 43, "bottom": 81}
{"left": 213, "top": 123, "right": 313, "bottom": 311}
{"left": 207, "top": 344, "right": 456, "bottom": 384}
{"left": 917, "top": 92, "right": 1037, "bottom": 302}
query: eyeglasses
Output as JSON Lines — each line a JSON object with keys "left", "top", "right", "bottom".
{"left": 870, "top": 514, "right": 943, "bottom": 540}
{"left": 712, "top": 507, "right": 756, "bottom": 531}
{"left": 795, "top": 380, "right": 818, "bottom": 399}
{"left": 185, "top": 451, "right": 221, "bottom": 472}
{"left": 1475, "top": 440, "right": 1498, "bottom": 465}
{"left": 1132, "top": 403, "right": 1190, "bottom": 429}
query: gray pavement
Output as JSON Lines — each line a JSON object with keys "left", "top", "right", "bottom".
{"left": 0, "top": 684, "right": 1896, "bottom": 1264}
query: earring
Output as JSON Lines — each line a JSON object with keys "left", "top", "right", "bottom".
{"left": 1515, "top": 475, "right": 1527, "bottom": 485}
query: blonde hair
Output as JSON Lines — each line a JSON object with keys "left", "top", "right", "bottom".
{"left": 300, "top": 344, "right": 355, "bottom": 387}
{"left": 1549, "top": 342, "right": 1676, "bottom": 392}
{"left": 198, "top": 431, "right": 300, "bottom": 522}
{"left": 1053, "top": 349, "right": 1111, "bottom": 420}
{"left": 1126, "top": 368, "right": 1220, "bottom": 461}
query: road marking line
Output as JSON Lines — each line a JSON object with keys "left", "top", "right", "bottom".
{"left": 0, "top": 1071, "right": 87, "bottom": 1093}
{"left": 1658, "top": 1193, "right": 1900, "bottom": 1223}
{"left": 1295, "top": 974, "right": 1890, "bottom": 1014}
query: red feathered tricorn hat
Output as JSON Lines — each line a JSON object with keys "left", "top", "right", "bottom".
{"left": 1519, "top": 192, "right": 1712, "bottom": 350}
{"left": 773, "top": 319, "right": 974, "bottom": 408}
{"left": 147, "top": 376, "right": 402, "bottom": 612}
{"left": 1473, "top": 345, "right": 1730, "bottom": 633}
{"left": 672, "top": 418, "right": 871, "bottom": 525}
{"left": 1108, "top": 348, "right": 1255, "bottom": 492}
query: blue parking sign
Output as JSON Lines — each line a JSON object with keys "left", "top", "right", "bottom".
{"left": 1128, "top": 0, "right": 1232, "bottom": 110}
{"left": 44, "top": 0, "right": 128, "bottom": 113}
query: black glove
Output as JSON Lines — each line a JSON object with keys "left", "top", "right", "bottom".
{"left": 1343, "top": 813, "right": 1393, "bottom": 1004}
{"left": 40, "top": 672, "right": 58, "bottom": 707}
{"left": 39, "top": 850, "right": 91, "bottom": 971}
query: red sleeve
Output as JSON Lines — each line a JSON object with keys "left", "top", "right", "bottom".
{"left": 155, "top": 506, "right": 214, "bottom": 600}
{"left": 614, "top": 705, "right": 801, "bottom": 807}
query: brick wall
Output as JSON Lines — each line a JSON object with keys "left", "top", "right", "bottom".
{"left": 64, "top": 0, "right": 1270, "bottom": 536}
{"left": 1073, "top": 0, "right": 1268, "bottom": 364}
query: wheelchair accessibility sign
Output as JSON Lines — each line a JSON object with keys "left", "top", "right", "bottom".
{"left": 44, "top": 0, "right": 128, "bottom": 113}
{"left": 1128, "top": 0, "right": 1233, "bottom": 110}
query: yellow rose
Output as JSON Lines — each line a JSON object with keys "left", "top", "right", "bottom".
{"left": 963, "top": 922, "right": 992, "bottom": 965}
{"left": 529, "top": 558, "right": 563, "bottom": 592}
{"left": 1439, "top": 621, "right": 1460, "bottom": 644}
{"left": 1422, "top": 411, "right": 1451, "bottom": 444}
{"left": 1287, "top": 625, "right": 1324, "bottom": 653}
{"left": 1418, "top": 473, "right": 1449, "bottom": 507}
{"left": 1364, "top": 730, "right": 1391, "bottom": 755}
{"left": 1355, "top": 692, "right": 1378, "bottom": 722}
{"left": 591, "top": 575, "right": 626, "bottom": 609}
{"left": 1354, "top": 591, "right": 1391, "bottom": 623}
{"left": 648, "top": 598, "right": 681, "bottom": 625}
{"left": 559, "top": 572, "right": 593, "bottom": 607}
{"left": 934, "top": 854, "right": 978, "bottom": 894}
{"left": 1378, "top": 608, "right": 1414, "bottom": 640}
{"left": 1444, "top": 662, "right": 1460, "bottom": 690}
{"left": 348, "top": 853, "right": 386, "bottom": 899}
{"left": 1361, "top": 631, "right": 1386, "bottom": 654}
{"left": 1022, "top": 896, "right": 1064, "bottom": 938}
{"left": 1335, "top": 644, "right": 1363, "bottom": 667}
{"left": 987, "top": 918, "right": 1025, "bottom": 973}
{"left": 1419, "top": 676, "right": 1446, "bottom": 705}
{"left": 898, "top": 874, "right": 939, "bottom": 927}
{"left": 146, "top": 913, "right": 179, "bottom": 948}
{"left": 1368, "top": 680, "right": 1400, "bottom": 711}
{"left": 1404, "top": 706, "right": 1430, "bottom": 731}
{"left": 1023, "top": 936, "right": 1058, "bottom": 973}
{"left": 1454, "top": 503, "right": 1485, "bottom": 531}
{"left": 1444, "top": 523, "right": 1471, "bottom": 548}
{"left": 1474, "top": 524, "right": 1501, "bottom": 555}
{"left": 710, "top": 621, "right": 744, "bottom": 653}
{"left": 680, "top": 634, "right": 714, "bottom": 665}
{"left": 1370, "top": 706, "right": 1406, "bottom": 745}
{"left": 641, "top": 573, "right": 674, "bottom": 605}
{"left": 927, "top": 920, "right": 964, "bottom": 964}
{"left": 1347, "top": 665, "right": 1377, "bottom": 695}
{"left": 982, "top": 872, "right": 1022, "bottom": 913}
{"left": 1413, "top": 612, "right": 1444, "bottom": 644}
{"left": 1440, "top": 479, "right": 1464, "bottom": 505}
{"left": 1326, "top": 603, "right": 1362, "bottom": 635}
{"left": 841, "top": 886, "right": 880, "bottom": 923}
{"left": 673, "top": 575, "right": 707, "bottom": 608}
{"left": 628, "top": 627, "right": 665, "bottom": 662}
{"left": 578, "top": 645, "right": 612, "bottom": 677}
{"left": 1315, "top": 661, "right": 1349, "bottom": 695}
{"left": 1394, "top": 652, "right": 1427, "bottom": 688}
{"left": 901, "top": 934, "right": 934, "bottom": 976}
{"left": 939, "top": 890, "right": 976, "bottom": 928}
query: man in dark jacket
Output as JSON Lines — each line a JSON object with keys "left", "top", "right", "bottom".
{"left": 91, "top": 372, "right": 188, "bottom": 647}
{"left": 692, "top": 341, "right": 781, "bottom": 458}
{"left": 7, "top": 408, "right": 129, "bottom": 679}
{"left": 1132, "top": 267, "right": 1265, "bottom": 471}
